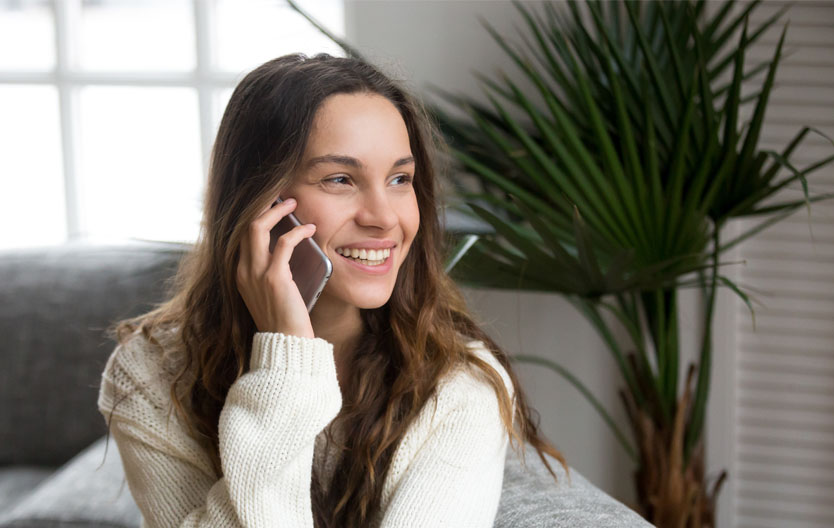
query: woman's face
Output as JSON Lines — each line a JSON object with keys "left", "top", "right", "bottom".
{"left": 281, "top": 92, "right": 420, "bottom": 310}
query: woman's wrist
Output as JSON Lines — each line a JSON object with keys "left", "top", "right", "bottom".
{"left": 250, "top": 331, "right": 335, "bottom": 375}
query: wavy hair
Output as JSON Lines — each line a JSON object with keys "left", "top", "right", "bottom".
{"left": 105, "top": 52, "right": 568, "bottom": 527}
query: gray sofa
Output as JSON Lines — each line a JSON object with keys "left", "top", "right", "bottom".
{"left": 0, "top": 240, "right": 653, "bottom": 527}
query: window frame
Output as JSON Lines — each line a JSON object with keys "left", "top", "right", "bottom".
{"left": 0, "top": 0, "right": 335, "bottom": 242}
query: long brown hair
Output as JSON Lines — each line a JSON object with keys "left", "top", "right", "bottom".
{"left": 105, "top": 52, "right": 568, "bottom": 527}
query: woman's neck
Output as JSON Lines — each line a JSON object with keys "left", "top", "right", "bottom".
{"left": 310, "top": 295, "right": 362, "bottom": 390}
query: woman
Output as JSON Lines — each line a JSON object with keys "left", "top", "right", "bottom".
{"left": 98, "top": 52, "right": 567, "bottom": 527}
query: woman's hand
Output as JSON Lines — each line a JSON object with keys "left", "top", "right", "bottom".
{"left": 236, "top": 197, "right": 317, "bottom": 339}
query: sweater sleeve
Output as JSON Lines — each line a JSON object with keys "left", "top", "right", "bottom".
{"left": 97, "top": 331, "right": 342, "bottom": 528}
{"left": 377, "top": 357, "right": 513, "bottom": 527}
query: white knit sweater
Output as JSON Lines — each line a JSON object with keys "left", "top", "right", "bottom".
{"left": 97, "top": 331, "right": 515, "bottom": 527}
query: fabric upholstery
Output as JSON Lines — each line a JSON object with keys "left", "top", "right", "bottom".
{"left": 497, "top": 447, "right": 651, "bottom": 527}
{"left": 0, "top": 468, "right": 52, "bottom": 515}
{"left": 0, "top": 435, "right": 141, "bottom": 528}
{"left": 0, "top": 241, "right": 188, "bottom": 466}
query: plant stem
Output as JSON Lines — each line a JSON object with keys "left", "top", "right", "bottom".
{"left": 570, "top": 298, "right": 646, "bottom": 407}
{"left": 685, "top": 225, "right": 720, "bottom": 464}
{"left": 605, "top": 295, "right": 665, "bottom": 415}
{"left": 665, "top": 288, "right": 679, "bottom": 416}
{"left": 640, "top": 290, "right": 672, "bottom": 423}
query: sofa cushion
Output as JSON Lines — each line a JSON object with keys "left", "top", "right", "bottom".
{"left": 0, "top": 241, "right": 189, "bottom": 466}
{"left": 0, "top": 434, "right": 141, "bottom": 528}
{"left": 0, "top": 467, "right": 53, "bottom": 516}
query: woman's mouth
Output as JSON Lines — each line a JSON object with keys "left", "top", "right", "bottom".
{"left": 335, "top": 247, "right": 391, "bottom": 267}
{"left": 335, "top": 247, "right": 394, "bottom": 274}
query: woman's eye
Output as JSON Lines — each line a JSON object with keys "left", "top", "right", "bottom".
{"left": 393, "top": 174, "right": 413, "bottom": 185}
{"left": 323, "top": 174, "right": 412, "bottom": 186}
{"left": 323, "top": 175, "right": 350, "bottom": 185}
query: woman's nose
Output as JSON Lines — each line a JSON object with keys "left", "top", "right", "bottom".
{"left": 355, "top": 187, "right": 398, "bottom": 230}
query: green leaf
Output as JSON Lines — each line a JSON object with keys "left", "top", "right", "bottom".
{"left": 701, "top": 0, "right": 737, "bottom": 45}
{"left": 470, "top": 84, "right": 568, "bottom": 207}
{"left": 664, "top": 69, "right": 700, "bottom": 256}
{"left": 466, "top": 202, "right": 573, "bottom": 287}
{"left": 572, "top": 205, "right": 606, "bottom": 291}
{"left": 623, "top": 0, "right": 676, "bottom": 130}
{"left": 657, "top": 1, "right": 688, "bottom": 102}
{"left": 509, "top": 195, "right": 587, "bottom": 277}
{"left": 743, "top": 192, "right": 834, "bottom": 217}
{"left": 510, "top": 0, "right": 584, "bottom": 113}
{"left": 708, "top": 1, "right": 789, "bottom": 81}
{"left": 719, "top": 205, "right": 797, "bottom": 252}
{"left": 738, "top": 23, "right": 788, "bottom": 174}
{"left": 762, "top": 149, "right": 811, "bottom": 212}
{"left": 718, "top": 275, "right": 757, "bottom": 330}
{"left": 450, "top": 148, "right": 562, "bottom": 225}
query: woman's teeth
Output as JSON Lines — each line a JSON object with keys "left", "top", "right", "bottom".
{"left": 336, "top": 247, "right": 391, "bottom": 266}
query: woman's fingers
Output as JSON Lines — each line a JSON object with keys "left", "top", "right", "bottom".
{"left": 235, "top": 196, "right": 318, "bottom": 336}
{"left": 266, "top": 222, "right": 317, "bottom": 276}
{"left": 247, "top": 198, "right": 298, "bottom": 273}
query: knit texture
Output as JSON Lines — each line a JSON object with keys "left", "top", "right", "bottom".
{"left": 97, "top": 331, "right": 514, "bottom": 527}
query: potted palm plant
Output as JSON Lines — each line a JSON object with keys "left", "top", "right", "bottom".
{"left": 288, "top": 0, "right": 834, "bottom": 526}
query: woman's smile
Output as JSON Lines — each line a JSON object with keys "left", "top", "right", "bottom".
{"left": 334, "top": 245, "right": 395, "bottom": 275}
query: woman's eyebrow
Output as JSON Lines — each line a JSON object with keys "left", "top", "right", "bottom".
{"left": 305, "top": 154, "right": 415, "bottom": 170}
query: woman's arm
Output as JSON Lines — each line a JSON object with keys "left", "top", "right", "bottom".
{"left": 98, "top": 332, "right": 342, "bottom": 527}
{"left": 377, "top": 358, "right": 513, "bottom": 527}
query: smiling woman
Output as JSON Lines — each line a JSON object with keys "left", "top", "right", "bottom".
{"left": 283, "top": 92, "right": 419, "bottom": 323}
{"left": 95, "top": 52, "right": 568, "bottom": 528}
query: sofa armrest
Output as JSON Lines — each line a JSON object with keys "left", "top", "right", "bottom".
{"left": 496, "top": 445, "right": 654, "bottom": 527}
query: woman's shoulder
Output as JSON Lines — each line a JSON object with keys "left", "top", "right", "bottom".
{"left": 378, "top": 338, "right": 516, "bottom": 510}
{"left": 99, "top": 326, "right": 182, "bottom": 417}
{"left": 464, "top": 337, "right": 514, "bottom": 397}
{"left": 103, "top": 327, "right": 175, "bottom": 378}
{"left": 433, "top": 336, "right": 515, "bottom": 413}
{"left": 98, "top": 327, "right": 218, "bottom": 479}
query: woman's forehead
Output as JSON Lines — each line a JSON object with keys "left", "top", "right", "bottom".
{"left": 302, "top": 96, "right": 412, "bottom": 171}
{"left": 310, "top": 94, "right": 407, "bottom": 138}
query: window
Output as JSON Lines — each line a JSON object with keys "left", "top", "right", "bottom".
{"left": 0, "top": 0, "right": 345, "bottom": 249}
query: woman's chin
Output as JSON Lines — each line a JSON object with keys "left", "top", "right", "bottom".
{"left": 317, "top": 285, "right": 393, "bottom": 311}
{"left": 350, "top": 293, "right": 392, "bottom": 310}
{"left": 340, "top": 286, "right": 394, "bottom": 310}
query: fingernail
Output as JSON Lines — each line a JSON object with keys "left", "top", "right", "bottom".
{"left": 285, "top": 198, "right": 296, "bottom": 205}
{"left": 307, "top": 223, "right": 316, "bottom": 230}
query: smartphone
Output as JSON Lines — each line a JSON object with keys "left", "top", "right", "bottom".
{"left": 269, "top": 196, "right": 333, "bottom": 312}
